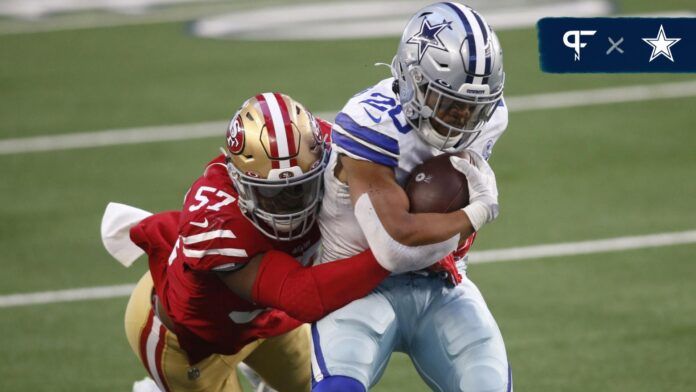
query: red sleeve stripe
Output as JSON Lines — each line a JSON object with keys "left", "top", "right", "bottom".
{"left": 273, "top": 92, "right": 299, "bottom": 167}
{"left": 181, "top": 229, "right": 236, "bottom": 245}
{"left": 255, "top": 94, "right": 280, "bottom": 169}
{"left": 182, "top": 246, "right": 248, "bottom": 258}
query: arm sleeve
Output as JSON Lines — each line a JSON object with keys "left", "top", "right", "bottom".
{"left": 353, "top": 193, "right": 460, "bottom": 273}
{"left": 251, "top": 249, "right": 390, "bottom": 323}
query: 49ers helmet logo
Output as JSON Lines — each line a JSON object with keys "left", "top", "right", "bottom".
{"left": 226, "top": 116, "right": 245, "bottom": 155}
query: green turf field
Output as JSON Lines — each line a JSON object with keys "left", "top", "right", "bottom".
{"left": 1, "top": 0, "right": 695, "bottom": 391}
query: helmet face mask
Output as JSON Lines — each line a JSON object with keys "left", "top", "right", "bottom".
{"left": 393, "top": 2, "right": 505, "bottom": 152}
{"left": 223, "top": 93, "right": 329, "bottom": 241}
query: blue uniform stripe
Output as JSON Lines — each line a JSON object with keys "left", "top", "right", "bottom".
{"left": 441, "top": 2, "right": 476, "bottom": 83}
{"left": 507, "top": 363, "right": 513, "bottom": 392}
{"left": 479, "top": 12, "right": 491, "bottom": 84}
{"left": 482, "top": 53, "right": 492, "bottom": 84}
{"left": 485, "top": 54, "right": 492, "bottom": 74}
{"left": 471, "top": 10, "right": 488, "bottom": 43}
{"left": 335, "top": 112, "right": 399, "bottom": 155}
{"left": 311, "top": 323, "right": 330, "bottom": 378}
{"left": 333, "top": 131, "right": 398, "bottom": 167}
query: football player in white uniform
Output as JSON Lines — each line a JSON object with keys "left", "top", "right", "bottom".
{"left": 310, "top": 3, "right": 511, "bottom": 391}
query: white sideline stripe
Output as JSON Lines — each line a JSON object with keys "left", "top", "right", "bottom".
{"left": 1, "top": 230, "right": 695, "bottom": 308}
{"left": 3, "top": 80, "right": 696, "bottom": 156}
{"left": 0, "top": 284, "right": 135, "bottom": 308}
{"left": 468, "top": 230, "right": 696, "bottom": 264}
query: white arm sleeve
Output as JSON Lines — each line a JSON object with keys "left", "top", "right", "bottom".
{"left": 100, "top": 202, "right": 153, "bottom": 267}
{"left": 353, "top": 194, "right": 459, "bottom": 274}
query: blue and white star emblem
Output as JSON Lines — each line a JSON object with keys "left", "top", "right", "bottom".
{"left": 407, "top": 18, "right": 452, "bottom": 62}
{"left": 642, "top": 25, "right": 681, "bottom": 62}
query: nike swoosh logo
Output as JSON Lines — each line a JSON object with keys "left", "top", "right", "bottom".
{"left": 363, "top": 107, "right": 382, "bottom": 123}
{"left": 190, "top": 218, "right": 208, "bottom": 228}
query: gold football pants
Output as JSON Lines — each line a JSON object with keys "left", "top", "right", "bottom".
{"left": 124, "top": 272, "right": 311, "bottom": 392}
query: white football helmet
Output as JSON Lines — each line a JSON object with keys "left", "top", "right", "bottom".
{"left": 392, "top": 2, "right": 505, "bottom": 151}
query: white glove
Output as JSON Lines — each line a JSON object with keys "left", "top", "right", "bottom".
{"left": 449, "top": 152, "right": 499, "bottom": 231}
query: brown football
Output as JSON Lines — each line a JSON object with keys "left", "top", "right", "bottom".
{"left": 404, "top": 152, "right": 471, "bottom": 213}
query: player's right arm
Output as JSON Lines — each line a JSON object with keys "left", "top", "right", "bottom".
{"left": 340, "top": 156, "right": 476, "bottom": 245}
{"left": 130, "top": 209, "right": 390, "bottom": 324}
{"left": 337, "top": 154, "right": 497, "bottom": 273}
{"left": 332, "top": 104, "right": 499, "bottom": 273}
{"left": 216, "top": 248, "right": 390, "bottom": 323}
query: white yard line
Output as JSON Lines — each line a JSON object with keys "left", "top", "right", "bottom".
{"left": 3, "top": 80, "right": 696, "bottom": 155}
{"left": 0, "top": 0, "right": 611, "bottom": 36}
{"left": 1, "top": 230, "right": 695, "bottom": 308}
{"left": 2, "top": 0, "right": 690, "bottom": 38}
{"left": 191, "top": 0, "right": 612, "bottom": 41}
{"left": 469, "top": 230, "right": 696, "bottom": 264}
{"left": 505, "top": 80, "right": 696, "bottom": 111}
{"left": 0, "top": 284, "right": 135, "bottom": 308}
{"left": 0, "top": 120, "right": 226, "bottom": 155}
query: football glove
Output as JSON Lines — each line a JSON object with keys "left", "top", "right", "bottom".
{"left": 449, "top": 153, "right": 499, "bottom": 231}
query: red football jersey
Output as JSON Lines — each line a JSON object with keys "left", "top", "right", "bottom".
{"left": 141, "top": 155, "right": 320, "bottom": 364}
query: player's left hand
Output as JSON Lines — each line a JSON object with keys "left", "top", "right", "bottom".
{"left": 449, "top": 152, "right": 499, "bottom": 231}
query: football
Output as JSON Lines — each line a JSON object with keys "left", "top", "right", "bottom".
{"left": 404, "top": 152, "right": 471, "bottom": 213}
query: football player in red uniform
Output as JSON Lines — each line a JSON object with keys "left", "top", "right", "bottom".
{"left": 117, "top": 94, "right": 404, "bottom": 392}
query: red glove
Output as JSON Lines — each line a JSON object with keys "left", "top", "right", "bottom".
{"left": 428, "top": 232, "right": 477, "bottom": 286}
{"left": 428, "top": 253, "right": 461, "bottom": 286}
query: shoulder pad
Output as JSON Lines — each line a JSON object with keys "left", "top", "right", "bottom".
{"left": 179, "top": 213, "right": 269, "bottom": 272}
{"left": 332, "top": 79, "right": 408, "bottom": 168}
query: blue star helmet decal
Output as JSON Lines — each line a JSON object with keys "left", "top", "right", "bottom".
{"left": 406, "top": 17, "right": 452, "bottom": 63}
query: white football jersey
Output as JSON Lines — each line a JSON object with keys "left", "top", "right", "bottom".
{"left": 318, "top": 77, "right": 508, "bottom": 263}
